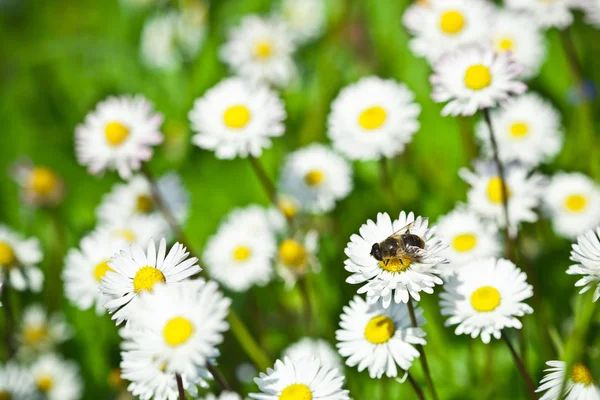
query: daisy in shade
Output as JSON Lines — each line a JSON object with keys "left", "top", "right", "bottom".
{"left": 435, "top": 207, "right": 501, "bottom": 276}
{"left": 505, "top": 0, "right": 577, "bottom": 29}
{"left": 189, "top": 77, "right": 286, "bottom": 159}
{"left": 17, "top": 305, "right": 72, "bottom": 355}
{"left": 203, "top": 205, "right": 277, "bottom": 292}
{"left": 0, "top": 225, "right": 43, "bottom": 292}
{"left": 278, "top": 0, "right": 325, "bottom": 45}
{"left": 202, "top": 393, "right": 242, "bottom": 400}
{"left": 250, "top": 356, "right": 350, "bottom": 400}
{"left": 0, "top": 363, "right": 37, "bottom": 400}
{"left": 220, "top": 15, "right": 296, "bottom": 87}
{"left": 567, "top": 227, "right": 600, "bottom": 301}
{"left": 327, "top": 76, "right": 421, "bottom": 161}
{"left": 459, "top": 160, "right": 546, "bottom": 236}
{"left": 75, "top": 95, "right": 164, "bottom": 179}
{"left": 537, "top": 361, "right": 600, "bottom": 400}
{"left": 440, "top": 257, "right": 533, "bottom": 343}
{"left": 10, "top": 159, "right": 65, "bottom": 208}
{"left": 403, "top": 0, "right": 494, "bottom": 63}
{"left": 475, "top": 93, "right": 563, "bottom": 167}
{"left": 430, "top": 43, "right": 527, "bottom": 116}
{"left": 100, "top": 238, "right": 201, "bottom": 325}
{"left": 31, "top": 354, "right": 83, "bottom": 400}
{"left": 544, "top": 172, "right": 600, "bottom": 239}
{"left": 345, "top": 212, "right": 448, "bottom": 308}
{"left": 279, "top": 144, "right": 353, "bottom": 214}
{"left": 283, "top": 337, "right": 343, "bottom": 371}
{"left": 276, "top": 231, "right": 320, "bottom": 289}
{"left": 336, "top": 296, "right": 426, "bottom": 379}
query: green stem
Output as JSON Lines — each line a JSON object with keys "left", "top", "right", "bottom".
{"left": 406, "top": 372, "right": 427, "bottom": 400}
{"left": 502, "top": 334, "right": 538, "bottom": 400}
{"left": 407, "top": 298, "right": 438, "bottom": 400}
{"left": 248, "top": 157, "right": 276, "bottom": 203}
{"left": 298, "top": 276, "right": 314, "bottom": 335}
{"left": 175, "top": 374, "right": 186, "bottom": 400}
{"left": 2, "top": 283, "right": 16, "bottom": 360}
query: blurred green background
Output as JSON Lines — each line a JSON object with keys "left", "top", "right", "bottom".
{"left": 1, "top": 0, "right": 599, "bottom": 399}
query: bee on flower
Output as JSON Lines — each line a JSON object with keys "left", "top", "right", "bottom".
{"left": 567, "top": 227, "right": 600, "bottom": 301}
{"left": 536, "top": 361, "right": 600, "bottom": 400}
{"left": 10, "top": 159, "right": 65, "bottom": 208}
{"left": 0, "top": 225, "right": 44, "bottom": 292}
{"left": 17, "top": 305, "right": 72, "bottom": 356}
{"left": 30, "top": 354, "right": 83, "bottom": 400}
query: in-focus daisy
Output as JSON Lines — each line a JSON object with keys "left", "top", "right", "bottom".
{"left": 31, "top": 354, "right": 83, "bottom": 400}
{"left": 276, "top": 231, "right": 320, "bottom": 289}
{"left": 568, "top": 227, "right": 600, "bottom": 301}
{"left": 10, "top": 159, "right": 65, "bottom": 208}
{"left": 100, "top": 238, "right": 202, "bottom": 324}
{"left": 282, "top": 337, "right": 343, "bottom": 371}
{"left": 279, "top": 144, "right": 353, "bottom": 214}
{"left": 345, "top": 212, "right": 447, "bottom": 307}
{"left": 336, "top": 296, "right": 426, "bottom": 378}
{"left": 440, "top": 257, "right": 533, "bottom": 343}
{"left": 435, "top": 207, "right": 501, "bottom": 276}
{"left": 459, "top": 161, "right": 545, "bottom": 236}
{"left": 430, "top": 43, "right": 527, "bottom": 116}
{"left": 505, "top": 0, "right": 577, "bottom": 29}
{"left": 537, "top": 360, "right": 600, "bottom": 400}
{"left": 189, "top": 77, "right": 286, "bottom": 159}
{"left": 17, "top": 305, "right": 72, "bottom": 355}
{"left": 403, "top": 0, "right": 494, "bottom": 63}
{"left": 201, "top": 392, "right": 242, "bottom": 400}
{"left": 250, "top": 356, "right": 350, "bottom": 400}
{"left": 0, "top": 225, "right": 43, "bottom": 292}
{"left": 475, "top": 93, "right": 563, "bottom": 167}
{"left": 544, "top": 172, "right": 600, "bottom": 239}
{"left": 204, "top": 205, "right": 276, "bottom": 292}
{"left": 220, "top": 15, "right": 296, "bottom": 87}
{"left": 327, "top": 76, "right": 421, "bottom": 161}
{"left": 0, "top": 363, "right": 37, "bottom": 400}
{"left": 278, "top": 0, "right": 325, "bottom": 45}
{"left": 75, "top": 95, "right": 164, "bottom": 179}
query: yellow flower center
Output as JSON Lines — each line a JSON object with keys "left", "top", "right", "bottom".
{"left": 464, "top": 64, "right": 492, "bottom": 90}
{"left": 0, "top": 241, "right": 16, "bottom": 267}
{"left": 278, "top": 198, "right": 298, "bottom": 219}
{"left": 572, "top": 363, "right": 594, "bottom": 386}
{"left": 163, "top": 316, "right": 194, "bottom": 347}
{"left": 223, "top": 105, "right": 251, "bottom": 129}
{"left": 452, "top": 233, "right": 477, "bottom": 252}
{"left": 509, "top": 122, "right": 529, "bottom": 138}
{"left": 254, "top": 40, "right": 274, "bottom": 59}
{"left": 36, "top": 376, "right": 53, "bottom": 393}
{"left": 278, "top": 240, "right": 308, "bottom": 268}
{"left": 233, "top": 246, "right": 252, "bottom": 262}
{"left": 364, "top": 315, "right": 396, "bottom": 344}
{"left": 94, "top": 261, "right": 114, "bottom": 282}
{"left": 29, "top": 167, "right": 58, "bottom": 195}
{"left": 133, "top": 266, "right": 166, "bottom": 293}
{"left": 487, "top": 176, "right": 511, "bottom": 204}
{"left": 379, "top": 258, "right": 411, "bottom": 273}
{"left": 118, "top": 229, "right": 136, "bottom": 243}
{"left": 564, "top": 194, "right": 587, "bottom": 212}
{"left": 23, "top": 325, "right": 48, "bottom": 344}
{"left": 470, "top": 286, "right": 501, "bottom": 312}
{"left": 0, "top": 391, "right": 11, "bottom": 400}
{"left": 496, "top": 37, "right": 514, "bottom": 53}
{"left": 279, "top": 383, "right": 313, "bottom": 400}
{"left": 439, "top": 10, "right": 465, "bottom": 34}
{"left": 304, "top": 170, "right": 324, "bottom": 186}
{"left": 104, "top": 121, "right": 130, "bottom": 146}
{"left": 358, "top": 106, "right": 387, "bottom": 130}
{"left": 136, "top": 195, "right": 154, "bottom": 213}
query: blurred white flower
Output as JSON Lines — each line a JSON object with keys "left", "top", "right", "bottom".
{"left": 536, "top": 361, "right": 600, "bottom": 400}
{"left": 283, "top": 337, "right": 342, "bottom": 371}
{"left": 201, "top": 393, "right": 242, "bottom": 400}
{"left": 0, "top": 363, "right": 37, "bottom": 400}
{"left": 10, "top": 159, "right": 65, "bottom": 208}
{"left": 31, "top": 354, "right": 83, "bottom": 400}
{"left": 99, "top": 214, "right": 170, "bottom": 250}
{"left": 278, "top": 0, "right": 325, "bottom": 45}
{"left": 18, "top": 305, "right": 72, "bottom": 355}
{"left": 581, "top": 0, "right": 600, "bottom": 28}
{"left": 0, "top": 225, "right": 43, "bottom": 292}
{"left": 276, "top": 231, "right": 320, "bottom": 289}
{"left": 505, "top": 0, "right": 578, "bottom": 29}
{"left": 568, "top": 227, "right": 600, "bottom": 302}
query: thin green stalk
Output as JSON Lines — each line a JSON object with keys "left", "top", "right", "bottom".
{"left": 406, "top": 372, "right": 427, "bottom": 400}
{"left": 502, "top": 334, "right": 538, "bottom": 400}
{"left": 175, "top": 374, "right": 186, "bottom": 400}
{"left": 2, "top": 283, "right": 16, "bottom": 360}
{"left": 249, "top": 157, "right": 276, "bottom": 203}
{"left": 408, "top": 298, "right": 438, "bottom": 400}
{"left": 207, "top": 364, "right": 231, "bottom": 392}
{"left": 298, "top": 276, "right": 314, "bottom": 335}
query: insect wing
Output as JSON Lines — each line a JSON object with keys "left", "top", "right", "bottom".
{"left": 389, "top": 217, "right": 428, "bottom": 239}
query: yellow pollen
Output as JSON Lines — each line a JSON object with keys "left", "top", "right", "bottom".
{"left": 452, "top": 233, "right": 477, "bottom": 252}
{"left": 564, "top": 194, "right": 587, "bottom": 212}
{"left": 233, "top": 246, "right": 252, "bottom": 262}
{"left": 133, "top": 266, "right": 166, "bottom": 293}
{"left": 29, "top": 167, "right": 58, "bottom": 195}
{"left": 136, "top": 195, "right": 154, "bottom": 213}
{"left": 304, "top": 170, "right": 324, "bottom": 186}
{"left": 571, "top": 363, "right": 594, "bottom": 386}
{"left": 278, "top": 240, "right": 308, "bottom": 268}
{"left": 470, "top": 286, "right": 501, "bottom": 312}
{"left": 0, "top": 391, "right": 11, "bottom": 400}
{"left": 439, "top": 10, "right": 465, "bottom": 34}
{"left": 379, "top": 258, "right": 411, "bottom": 273}
{"left": 464, "top": 64, "right": 492, "bottom": 90}
{"left": 279, "top": 383, "right": 313, "bottom": 400}
{"left": 223, "top": 105, "right": 251, "bottom": 129}
{"left": 163, "top": 316, "right": 194, "bottom": 347}
{"left": 278, "top": 198, "right": 298, "bottom": 219}
{"left": 104, "top": 121, "right": 130, "bottom": 146}
{"left": 509, "top": 122, "right": 529, "bottom": 138}
{"left": 358, "top": 106, "right": 387, "bottom": 130}
{"left": 23, "top": 325, "right": 48, "bottom": 344}
{"left": 94, "top": 261, "right": 114, "bottom": 282}
{"left": 364, "top": 315, "right": 396, "bottom": 344}
{"left": 487, "top": 176, "right": 510, "bottom": 204}
{"left": 36, "top": 376, "right": 53, "bottom": 393}
{"left": 0, "top": 241, "right": 16, "bottom": 267}
{"left": 497, "top": 37, "right": 514, "bottom": 52}
{"left": 254, "top": 40, "right": 273, "bottom": 59}
{"left": 118, "top": 230, "right": 136, "bottom": 243}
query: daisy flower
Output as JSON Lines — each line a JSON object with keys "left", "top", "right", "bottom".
{"left": 75, "top": 95, "right": 164, "bottom": 179}
{"left": 10, "top": 159, "right": 65, "bottom": 208}
{"left": 475, "top": 93, "right": 563, "bottom": 167}
{"left": 0, "top": 225, "right": 43, "bottom": 292}
{"left": 220, "top": 15, "right": 296, "bottom": 87}
{"left": 0, "top": 363, "right": 37, "bottom": 400}
{"left": 440, "top": 257, "right": 533, "bottom": 343}
{"left": 201, "top": 393, "right": 242, "bottom": 400}
{"left": 537, "top": 361, "right": 600, "bottom": 400}
{"left": 543, "top": 172, "right": 600, "bottom": 239}
{"left": 100, "top": 238, "right": 202, "bottom": 325}
{"left": 31, "top": 354, "right": 83, "bottom": 400}
{"left": 278, "top": 0, "right": 325, "bottom": 45}
{"left": 336, "top": 296, "right": 426, "bottom": 378}
{"left": 345, "top": 211, "right": 448, "bottom": 308}
{"left": 189, "top": 77, "right": 286, "bottom": 159}
{"left": 459, "top": 160, "right": 546, "bottom": 236}
{"left": 505, "top": 0, "right": 577, "bottom": 29}
{"left": 327, "top": 76, "right": 421, "bottom": 161}
{"left": 17, "top": 305, "right": 72, "bottom": 355}
{"left": 250, "top": 356, "right": 350, "bottom": 400}
{"left": 435, "top": 207, "right": 501, "bottom": 276}
{"left": 430, "top": 43, "right": 527, "bottom": 116}
{"left": 204, "top": 205, "right": 277, "bottom": 292}
{"left": 403, "top": 0, "right": 494, "bottom": 63}
{"left": 282, "top": 337, "right": 343, "bottom": 371}
{"left": 581, "top": 0, "right": 600, "bottom": 28}
{"left": 567, "top": 227, "right": 600, "bottom": 301}
{"left": 279, "top": 144, "right": 353, "bottom": 214}
{"left": 100, "top": 214, "right": 170, "bottom": 250}
{"left": 276, "top": 231, "right": 320, "bottom": 289}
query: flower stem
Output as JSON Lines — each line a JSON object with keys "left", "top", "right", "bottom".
{"left": 406, "top": 372, "right": 427, "bottom": 400}
{"left": 379, "top": 158, "right": 397, "bottom": 209}
{"left": 1, "top": 283, "right": 16, "bottom": 360}
{"left": 502, "top": 334, "right": 538, "bottom": 400}
{"left": 298, "top": 276, "right": 314, "bottom": 335}
{"left": 175, "top": 374, "right": 186, "bottom": 400}
{"left": 207, "top": 364, "right": 231, "bottom": 392}
{"left": 248, "top": 157, "right": 276, "bottom": 203}
{"left": 457, "top": 116, "right": 477, "bottom": 162}
{"left": 407, "top": 298, "right": 438, "bottom": 400}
